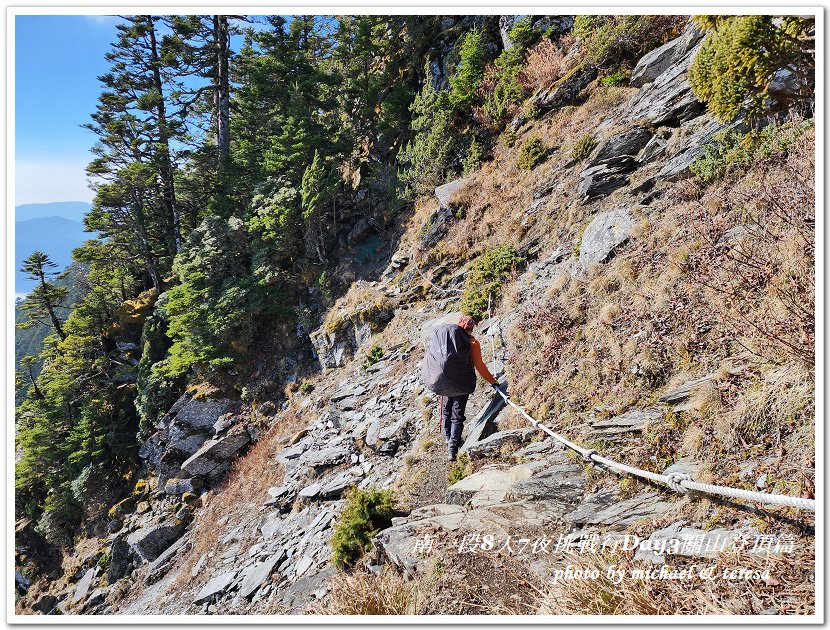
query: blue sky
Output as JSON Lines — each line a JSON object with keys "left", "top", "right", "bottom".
{"left": 15, "top": 15, "right": 120, "bottom": 205}
{"left": 13, "top": 14, "right": 277, "bottom": 206}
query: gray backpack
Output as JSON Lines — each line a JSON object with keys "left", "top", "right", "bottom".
{"left": 420, "top": 323, "right": 476, "bottom": 397}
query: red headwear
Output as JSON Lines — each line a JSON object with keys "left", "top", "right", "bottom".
{"left": 458, "top": 315, "right": 476, "bottom": 331}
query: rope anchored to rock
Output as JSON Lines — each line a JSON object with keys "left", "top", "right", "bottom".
{"left": 492, "top": 388, "right": 816, "bottom": 512}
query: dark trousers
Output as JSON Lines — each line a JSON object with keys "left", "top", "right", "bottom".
{"left": 442, "top": 394, "right": 469, "bottom": 453}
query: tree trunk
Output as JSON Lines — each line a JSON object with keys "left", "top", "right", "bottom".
{"left": 37, "top": 270, "right": 66, "bottom": 340}
{"left": 147, "top": 16, "right": 182, "bottom": 255}
{"left": 214, "top": 15, "right": 231, "bottom": 168}
{"left": 28, "top": 365, "right": 44, "bottom": 400}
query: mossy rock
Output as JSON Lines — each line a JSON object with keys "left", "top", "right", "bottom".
{"left": 107, "top": 496, "right": 136, "bottom": 521}
{"left": 116, "top": 287, "right": 160, "bottom": 328}
{"left": 132, "top": 479, "right": 150, "bottom": 499}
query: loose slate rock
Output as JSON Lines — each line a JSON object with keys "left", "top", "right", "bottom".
{"left": 591, "top": 127, "right": 653, "bottom": 163}
{"left": 565, "top": 489, "right": 672, "bottom": 527}
{"left": 193, "top": 570, "right": 237, "bottom": 604}
{"left": 126, "top": 519, "right": 185, "bottom": 563}
{"left": 590, "top": 408, "right": 661, "bottom": 440}
{"left": 300, "top": 443, "right": 355, "bottom": 468}
{"left": 531, "top": 64, "right": 597, "bottom": 112}
{"left": 239, "top": 548, "right": 286, "bottom": 599}
{"left": 435, "top": 176, "right": 471, "bottom": 209}
{"left": 578, "top": 209, "right": 635, "bottom": 267}
{"left": 579, "top": 156, "right": 638, "bottom": 201}
{"left": 659, "top": 373, "right": 718, "bottom": 404}
{"left": 180, "top": 425, "right": 251, "bottom": 478}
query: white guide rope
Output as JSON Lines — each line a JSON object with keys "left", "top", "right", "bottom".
{"left": 492, "top": 388, "right": 816, "bottom": 512}
{"left": 483, "top": 295, "right": 814, "bottom": 511}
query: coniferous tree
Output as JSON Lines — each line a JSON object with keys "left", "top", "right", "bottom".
{"left": 18, "top": 252, "right": 69, "bottom": 340}
{"left": 85, "top": 15, "right": 188, "bottom": 267}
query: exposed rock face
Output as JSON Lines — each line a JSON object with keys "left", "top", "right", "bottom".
{"left": 419, "top": 206, "right": 455, "bottom": 251}
{"left": 592, "top": 126, "right": 653, "bottom": 163}
{"left": 624, "top": 36, "right": 705, "bottom": 126}
{"left": 579, "top": 155, "right": 638, "bottom": 201}
{"left": 434, "top": 176, "right": 471, "bottom": 209}
{"left": 163, "top": 476, "right": 203, "bottom": 496}
{"left": 346, "top": 217, "right": 372, "bottom": 247}
{"left": 107, "top": 537, "right": 134, "bottom": 584}
{"left": 138, "top": 394, "right": 240, "bottom": 486}
{"left": 578, "top": 208, "right": 635, "bottom": 267}
{"left": 310, "top": 291, "right": 394, "bottom": 370}
{"left": 180, "top": 425, "right": 251, "bottom": 479}
{"left": 126, "top": 519, "right": 185, "bottom": 563}
{"left": 630, "top": 22, "right": 704, "bottom": 88}
{"left": 531, "top": 64, "right": 597, "bottom": 112}
{"left": 564, "top": 489, "right": 673, "bottom": 526}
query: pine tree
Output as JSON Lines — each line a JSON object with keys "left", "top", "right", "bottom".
{"left": 85, "top": 16, "right": 188, "bottom": 265}
{"left": 689, "top": 16, "right": 815, "bottom": 121}
{"left": 18, "top": 252, "right": 69, "bottom": 340}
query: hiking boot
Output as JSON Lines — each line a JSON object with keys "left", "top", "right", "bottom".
{"left": 448, "top": 449, "right": 458, "bottom": 462}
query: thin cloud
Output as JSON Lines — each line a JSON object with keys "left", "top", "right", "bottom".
{"left": 83, "top": 15, "right": 120, "bottom": 27}
{"left": 16, "top": 159, "right": 95, "bottom": 205}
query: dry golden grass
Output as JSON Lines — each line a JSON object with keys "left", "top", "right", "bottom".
{"left": 519, "top": 37, "right": 572, "bottom": 91}
{"left": 539, "top": 545, "right": 815, "bottom": 615}
{"left": 714, "top": 363, "right": 813, "bottom": 450}
{"left": 315, "top": 568, "right": 417, "bottom": 615}
{"left": 169, "top": 407, "right": 309, "bottom": 593}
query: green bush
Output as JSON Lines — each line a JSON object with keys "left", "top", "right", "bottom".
{"left": 690, "top": 119, "right": 813, "bottom": 184}
{"left": 449, "top": 29, "right": 488, "bottom": 110}
{"left": 330, "top": 487, "right": 396, "bottom": 570}
{"left": 573, "top": 15, "right": 685, "bottom": 69}
{"left": 481, "top": 45, "right": 525, "bottom": 128}
{"left": 461, "top": 245, "right": 525, "bottom": 320}
{"left": 600, "top": 70, "right": 629, "bottom": 87}
{"left": 136, "top": 311, "right": 182, "bottom": 432}
{"left": 362, "top": 345, "right": 384, "bottom": 370}
{"left": 447, "top": 453, "right": 471, "bottom": 485}
{"left": 689, "top": 16, "right": 814, "bottom": 122}
{"left": 157, "top": 213, "right": 291, "bottom": 378}
{"left": 571, "top": 134, "right": 598, "bottom": 161}
{"left": 516, "top": 136, "right": 548, "bottom": 170}
{"left": 507, "top": 17, "right": 540, "bottom": 51}
{"left": 398, "top": 64, "right": 457, "bottom": 197}
{"left": 463, "top": 137, "right": 484, "bottom": 175}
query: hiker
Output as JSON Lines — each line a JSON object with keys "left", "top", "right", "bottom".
{"left": 421, "top": 315, "right": 502, "bottom": 461}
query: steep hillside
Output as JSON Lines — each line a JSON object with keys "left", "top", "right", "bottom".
{"left": 15, "top": 15, "right": 815, "bottom": 617}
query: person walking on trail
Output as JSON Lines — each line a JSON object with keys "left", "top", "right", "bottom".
{"left": 420, "top": 315, "right": 502, "bottom": 462}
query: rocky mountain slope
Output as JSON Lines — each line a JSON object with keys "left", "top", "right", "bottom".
{"left": 17, "top": 19, "right": 815, "bottom": 617}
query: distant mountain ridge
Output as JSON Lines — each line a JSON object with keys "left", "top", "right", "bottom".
{"left": 15, "top": 202, "right": 93, "bottom": 295}
{"left": 15, "top": 201, "right": 91, "bottom": 222}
